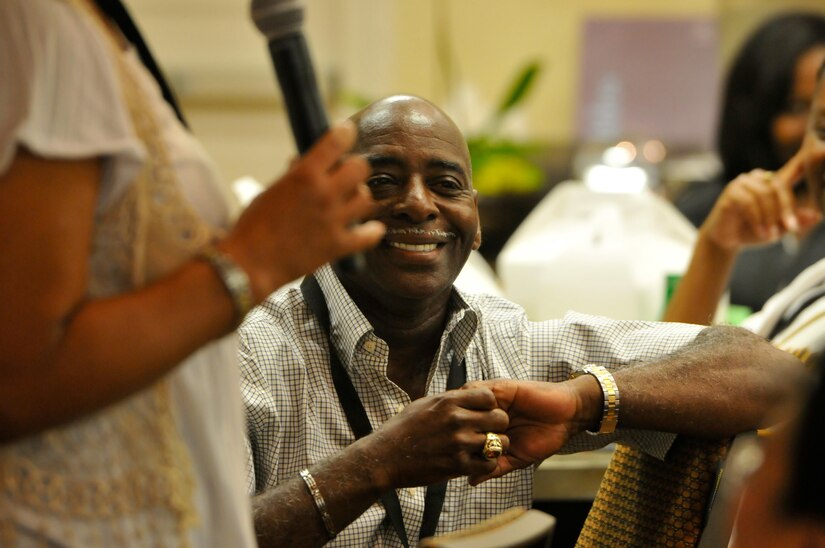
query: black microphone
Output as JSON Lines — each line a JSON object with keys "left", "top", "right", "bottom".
{"left": 251, "top": 0, "right": 364, "bottom": 271}
{"left": 250, "top": 0, "right": 326, "bottom": 154}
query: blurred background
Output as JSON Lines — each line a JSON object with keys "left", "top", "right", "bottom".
{"left": 131, "top": 0, "right": 825, "bottom": 260}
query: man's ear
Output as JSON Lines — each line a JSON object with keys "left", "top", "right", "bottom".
{"left": 472, "top": 190, "right": 482, "bottom": 250}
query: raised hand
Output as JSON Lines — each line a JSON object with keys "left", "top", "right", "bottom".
{"left": 357, "top": 388, "right": 510, "bottom": 492}
{"left": 702, "top": 151, "right": 821, "bottom": 252}
{"left": 220, "top": 121, "right": 385, "bottom": 302}
{"left": 461, "top": 379, "right": 581, "bottom": 485}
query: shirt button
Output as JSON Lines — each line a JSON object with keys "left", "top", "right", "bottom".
{"left": 395, "top": 403, "right": 405, "bottom": 414}
{"left": 364, "top": 340, "right": 377, "bottom": 353}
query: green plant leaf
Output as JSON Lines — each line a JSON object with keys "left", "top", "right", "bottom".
{"left": 495, "top": 61, "right": 541, "bottom": 117}
{"left": 481, "top": 61, "right": 542, "bottom": 136}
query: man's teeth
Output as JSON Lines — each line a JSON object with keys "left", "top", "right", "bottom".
{"left": 388, "top": 242, "right": 438, "bottom": 252}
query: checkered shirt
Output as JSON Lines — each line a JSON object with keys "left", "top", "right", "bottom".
{"left": 238, "top": 264, "right": 703, "bottom": 547}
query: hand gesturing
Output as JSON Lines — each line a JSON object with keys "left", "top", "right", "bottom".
{"left": 703, "top": 151, "right": 820, "bottom": 252}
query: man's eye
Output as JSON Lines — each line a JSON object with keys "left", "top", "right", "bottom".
{"left": 432, "top": 178, "right": 462, "bottom": 191}
{"left": 367, "top": 175, "right": 394, "bottom": 188}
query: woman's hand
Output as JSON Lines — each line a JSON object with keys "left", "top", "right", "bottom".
{"left": 702, "top": 151, "right": 820, "bottom": 252}
{"left": 221, "top": 121, "right": 385, "bottom": 302}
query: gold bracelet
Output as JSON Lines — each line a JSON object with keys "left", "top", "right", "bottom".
{"left": 198, "top": 245, "right": 253, "bottom": 326}
{"left": 570, "top": 364, "right": 620, "bottom": 434}
{"left": 299, "top": 469, "right": 338, "bottom": 539}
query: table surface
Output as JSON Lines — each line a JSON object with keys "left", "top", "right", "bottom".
{"left": 533, "top": 447, "right": 614, "bottom": 501}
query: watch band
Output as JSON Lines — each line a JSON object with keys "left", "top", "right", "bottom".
{"left": 571, "top": 364, "right": 620, "bottom": 434}
{"left": 199, "top": 245, "right": 253, "bottom": 325}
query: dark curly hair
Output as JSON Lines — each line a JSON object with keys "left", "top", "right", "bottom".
{"left": 718, "top": 13, "right": 825, "bottom": 182}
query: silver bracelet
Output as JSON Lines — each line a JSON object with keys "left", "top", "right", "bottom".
{"left": 198, "top": 244, "right": 253, "bottom": 326}
{"left": 299, "top": 468, "right": 338, "bottom": 538}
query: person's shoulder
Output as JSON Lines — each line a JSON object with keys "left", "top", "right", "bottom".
{"left": 0, "top": 0, "right": 140, "bottom": 178}
{"left": 240, "top": 283, "right": 307, "bottom": 334}
{"left": 237, "top": 284, "right": 314, "bottom": 373}
{"left": 457, "top": 290, "right": 528, "bottom": 323}
{"left": 747, "top": 257, "right": 825, "bottom": 342}
{"left": 1, "top": 0, "right": 93, "bottom": 47}
{"left": 3, "top": 0, "right": 124, "bottom": 85}
{"left": 0, "top": 0, "right": 73, "bottom": 88}
{"left": 1, "top": 0, "right": 57, "bottom": 23}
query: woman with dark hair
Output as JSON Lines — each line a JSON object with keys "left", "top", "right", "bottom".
{"left": 676, "top": 61, "right": 825, "bottom": 545}
{"left": 731, "top": 211, "right": 825, "bottom": 542}
{"left": 719, "top": 13, "right": 825, "bottom": 184}
{"left": 672, "top": 12, "right": 825, "bottom": 317}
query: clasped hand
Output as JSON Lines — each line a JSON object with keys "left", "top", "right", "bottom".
{"left": 364, "top": 380, "right": 581, "bottom": 491}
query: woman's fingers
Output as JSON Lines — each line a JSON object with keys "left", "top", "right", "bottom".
{"left": 772, "top": 151, "right": 806, "bottom": 232}
{"left": 742, "top": 172, "right": 780, "bottom": 238}
{"left": 301, "top": 120, "right": 360, "bottom": 174}
{"left": 725, "top": 168, "right": 802, "bottom": 242}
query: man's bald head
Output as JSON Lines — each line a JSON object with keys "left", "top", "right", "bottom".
{"left": 350, "top": 95, "right": 472, "bottom": 181}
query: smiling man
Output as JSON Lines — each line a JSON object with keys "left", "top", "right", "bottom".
{"left": 239, "top": 95, "right": 799, "bottom": 548}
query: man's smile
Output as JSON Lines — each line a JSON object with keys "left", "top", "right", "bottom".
{"left": 387, "top": 241, "right": 439, "bottom": 252}
{"left": 382, "top": 227, "right": 456, "bottom": 254}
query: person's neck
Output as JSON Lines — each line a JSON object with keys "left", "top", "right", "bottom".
{"left": 336, "top": 275, "right": 452, "bottom": 400}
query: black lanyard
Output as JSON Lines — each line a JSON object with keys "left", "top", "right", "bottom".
{"left": 92, "top": 0, "right": 189, "bottom": 128}
{"left": 300, "top": 275, "right": 465, "bottom": 546}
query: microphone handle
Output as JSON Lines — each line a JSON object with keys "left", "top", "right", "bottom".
{"left": 269, "top": 34, "right": 328, "bottom": 155}
{"left": 268, "top": 34, "right": 364, "bottom": 272}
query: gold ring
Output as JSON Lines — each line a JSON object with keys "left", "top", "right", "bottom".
{"left": 761, "top": 170, "right": 775, "bottom": 183}
{"left": 482, "top": 432, "right": 503, "bottom": 460}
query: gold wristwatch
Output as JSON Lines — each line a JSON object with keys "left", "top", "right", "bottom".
{"left": 570, "top": 364, "right": 619, "bottom": 434}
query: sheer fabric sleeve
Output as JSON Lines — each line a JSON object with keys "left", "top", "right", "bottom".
{"left": 0, "top": 0, "right": 145, "bottom": 212}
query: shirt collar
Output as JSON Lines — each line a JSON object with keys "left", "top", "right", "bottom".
{"left": 315, "top": 264, "right": 374, "bottom": 365}
{"left": 314, "top": 264, "right": 479, "bottom": 365}
{"left": 444, "top": 288, "right": 478, "bottom": 364}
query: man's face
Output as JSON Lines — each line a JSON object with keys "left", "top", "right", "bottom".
{"left": 803, "top": 78, "right": 825, "bottom": 213}
{"left": 345, "top": 97, "right": 481, "bottom": 302}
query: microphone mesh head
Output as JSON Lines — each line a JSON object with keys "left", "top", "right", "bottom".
{"left": 251, "top": 0, "right": 304, "bottom": 40}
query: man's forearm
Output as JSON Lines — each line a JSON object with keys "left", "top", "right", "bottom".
{"left": 252, "top": 440, "right": 384, "bottom": 547}
{"left": 613, "top": 325, "right": 801, "bottom": 438}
